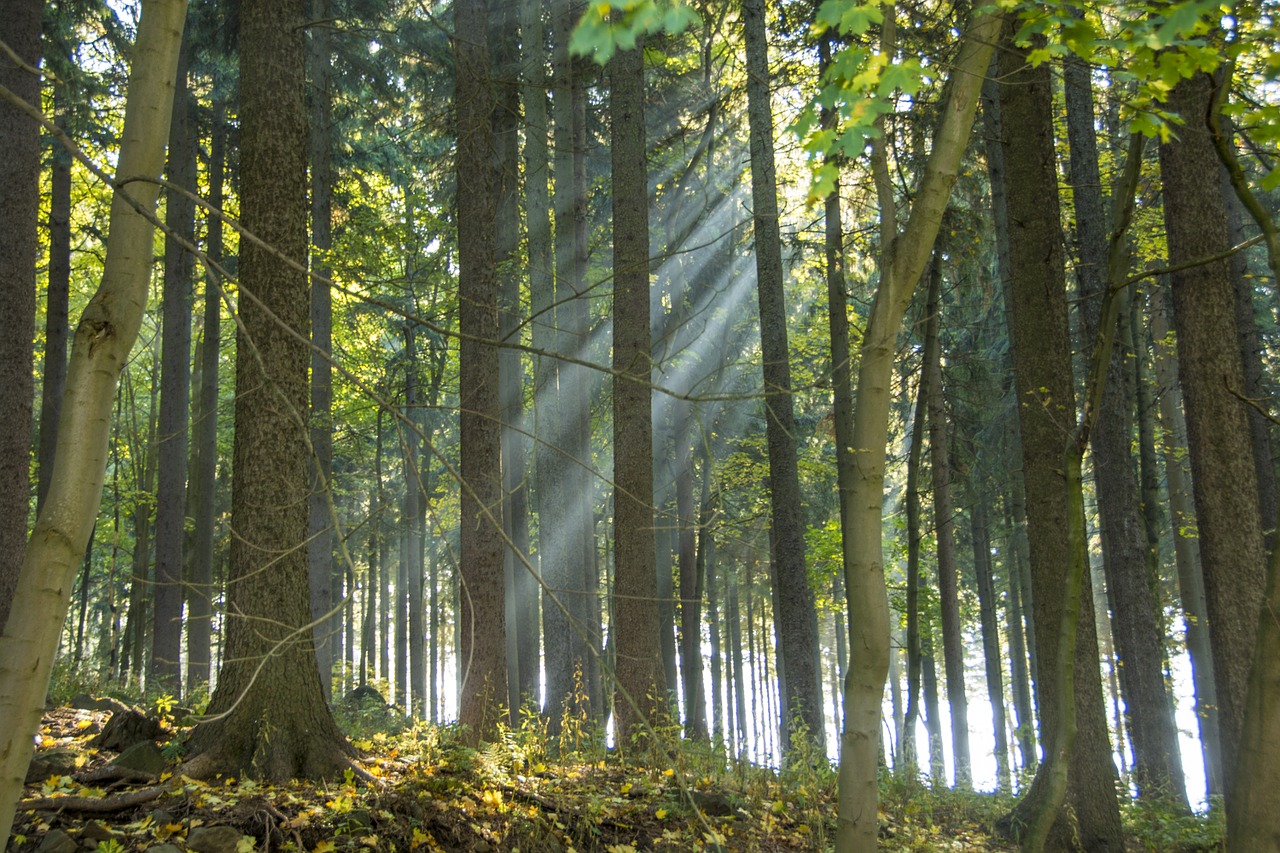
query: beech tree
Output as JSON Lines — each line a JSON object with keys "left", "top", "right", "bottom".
{"left": 0, "top": 0, "right": 187, "bottom": 837}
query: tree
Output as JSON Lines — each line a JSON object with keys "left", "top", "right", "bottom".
{"left": 1158, "top": 69, "right": 1267, "bottom": 805}
{"left": 742, "top": 0, "right": 824, "bottom": 755}
{"left": 995, "top": 31, "right": 1123, "bottom": 852}
{"left": 0, "top": 0, "right": 40, "bottom": 634}
{"left": 610, "top": 34, "right": 667, "bottom": 747}
{"left": 182, "top": 0, "right": 350, "bottom": 779}
{"left": 0, "top": 0, "right": 187, "bottom": 838}
{"left": 454, "top": 0, "right": 509, "bottom": 742}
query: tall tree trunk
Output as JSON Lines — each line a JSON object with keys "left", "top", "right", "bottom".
{"left": 184, "top": 0, "right": 350, "bottom": 779}
{"left": 402, "top": 331, "right": 425, "bottom": 715}
{"left": 742, "top": 0, "right": 824, "bottom": 756}
{"left": 152, "top": 36, "right": 195, "bottom": 693}
{"left": 969, "top": 485, "right": 1010, "bottom": 793}
{"left": 922, "top": 260, "right": 971, "bottom": 788}
{"left": 676, "top": 407, "right": 708, "bottom": 740}
{"left": 0, "top": 0, "right": 187, "bottom": 837}
{"left": 834, "top": 7, "right": 1000, "bottom": 848}
{"left": 995, "top": 32, "right": 1123, "bottom": 852}
{"left": 39, "top": 93, "right": 71, "bottom": 516}
{"left": 185, "top": 86, "right": 226, "bottom": 695}
{"left": 455, "top": 0, "right": 508, "bottom": 741}
{"left": 610, "top": 37, "right": 667, "bottom": 746}
{"left": 1158, "top": 70, "right": 1267, "bottom": 805}
{"left": 902, "top": 335, "right": 928, "bottom": 778}
{"left": 1064, "top": 49, "right": 1188, "bottom": 808}
{"left": 307, "top": 0, "right": 336, "bottom": 701}
{"left": 0, "top": 0, "right": 40, "bottom": 635}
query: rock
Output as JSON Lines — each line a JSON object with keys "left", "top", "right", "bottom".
{"left": 149, "top": 809, "right": 176, "bottom": 825}
{"left": 186, "top": 825, "right": 248, "bottom": 853}
{"left": 146, "top": 845, "right": 184, "bottom": 853}
{"left": 35, "top": 829, "right": 77, "bottom": 853}
{"left": 78, "top": 821, "right": 122, "bottom": 844}
{"left": 25, "top": 748, "right": 81, "bottom": 783}
{"left": 689, "top": 790, "right": 735, "bottom": 817}
{"left": 111, "top": 740, "right": 166, "bottom": 776}
{"left": 89, "top": 704, "right": 161, "bottom": 751}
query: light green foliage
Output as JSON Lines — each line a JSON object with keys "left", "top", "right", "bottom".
{"left": 570, "top": 0, "right": 701, "bottom": 65}
{"left": 792, "top": 0, "right": 925, "bottom": 202}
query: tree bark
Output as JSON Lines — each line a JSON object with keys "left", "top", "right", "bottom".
{"left": 1064, "top": 49, "right": 1187, "bottom": 809}
{"left": 39, "top": 91, "right": 71, "bottom": 517}
{"left": 183, "top": 0, "right": 349, "bottom": 780}
{"left": 151, "top": 35, "right": 195, "bottom": 693}
{"left": 1158, "top": 71, "right": 1267, "bottom": 803}
{"left": 455, "top": 0, "right": 508, "bottom": 742}
{"left": 0, "top": 0, "right": 187, "bottom": 839}
{"left": 0, "top": 0, "right": 40, "bottom": 635}
{"left": 610, "top": 38, "right": 667, "bottom": 747}
{"left": 995, "top": 32, "right": 1122, "bottom": 852}
{"left": 742, "top": 0, "right": 824, "bottom": 756}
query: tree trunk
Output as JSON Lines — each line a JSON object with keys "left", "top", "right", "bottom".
{"left": 922, "top": 259, "right": 971, "bottom": 788}
{"left": 1064, "top": 50, "right": 1188, "bottom": 809}
{"left": 307, "top": 0, "right": 336, "bottom": 702}
{"left": 455, "top": 0, "right": 508, "bottom": 742}
{"left": 151, "top": 36, "right": 195, "bottom": 693}
{"left": 39, "top": 92, "right": 71, "bottom": 516}
{"left": 742, "top": 0, "right": 824, "bottom": 756}
{"left": 995, "top": 32, "right": 1122, "bottom": 852}
{"left": 1158, "top": 71, "right": 1267, "bottom": 803}
{"left": 610, "top": 38, "right": 667, "bottom": 747}
{"left": 183, "top": 0, "right": 350, "bottom": 780}
{"left": 834, "top": 7, "right": 1000, "bottom": 848}
{"left": 0, "top": 0, "right": 39, "bottom": 635}
{"left": 969, "top": 485, "right": 1010, "bottom": 794}
{"left": 676, "top": 407, "right": 708, "bottom": 740}
{"left": 0, "top": 0, "right": 187, "bottom": 838}
{"left": 903, "top": 333, "right": 928, "bottom": 779}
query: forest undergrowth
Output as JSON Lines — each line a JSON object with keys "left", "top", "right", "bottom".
{"left": 5, "top": 678, "right": 1219, "bottom": 852}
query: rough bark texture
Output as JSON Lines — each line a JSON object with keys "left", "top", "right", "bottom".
{"left": 307, "top": 0, "right": 336, "bottom": 701}
{"left": 455, "top": 0, "right": 508, "bottom": 742}
{"left": 152, "top": 39, "right": 195, "bottom": 692}
{"left": 183, "top": 0, "right": 349, "bottom": 780}
{"left": 611, "top": 40, "right": 667, "bottom": 747}
{"left": 0, "top": 0, "right": 40, "bottom": 634}
{"left": 1064, "top": 52, "right": 1187, "bottom": 808}
{"left": 1158, "top": 72, "right": 1267, "bottom": 803}
{"left": 922, "top": 262, "right": 971, "bottom": 787}
{"left": 0, "top": 0, "right": 187, "bottom": 839}
{"left": 39, "top": 96, "right": 71, "bottom": 516}
{"left": 997, "top": 34, "right": 1123, "bottom": 853}
{"left": 742, "top": 0, "right": 824, "bottom": 755}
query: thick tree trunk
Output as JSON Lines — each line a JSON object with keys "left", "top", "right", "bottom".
{"left": 152, "top": 37, "right": 195, "bottom": 693}
{"left": 0, "top": 0, "right": 187, "bottom": 839}
{"left": 995, "top": 33, "right": 1123, "bottom": 852}
{"left": 455, "top": 0, "right": 508, "bottom": 742}
{"left": 742, "top": 0, "right": 824, "bottom": 755}
{"left": 0, "top": 0, "right": 39, "bottom": 635}
{"left": 183, "top": 0, "right": 349, "bottom": 780}
{"left": 1158, "top": 71, "right": 1267, "bottom": 803}
{"left": 610, "top": 38, "right": 667, "bottom": 746}
{"left": 1064, "top": 51, "right": 1187, "bottom": 809}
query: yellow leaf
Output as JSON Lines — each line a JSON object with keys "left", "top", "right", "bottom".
{"left": 620, "top": 783, "right": 632, "bottom": 794}
{"left": 655, "top": 808, "right": 668, "bottom": 820}
{"left": 662, "top": 768, "right": 673, "bottom": 777}
{"left": 313, "top": 841, "right": 336, "bottom": 853}
{"left": 76, "top": 719, "right": 93, "bottom": 730}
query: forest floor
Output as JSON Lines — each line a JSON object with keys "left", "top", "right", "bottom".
{"left": 6, "top": 700, "right": 1218, "bottom": 852}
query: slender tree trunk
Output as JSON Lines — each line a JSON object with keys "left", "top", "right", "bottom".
{"left": 1158, "top": 71, "right": 1267, "bottom": 804}
{"left": 834, "top": 8, "right": 1000, "bottom": 847}
{"left": 152, "top": 36, "right": 195, "bottom": 693}
{"left": 902, "top": 343, "right": 928, "bottom": 779}
{"left": 39, "top": 93, "right": 71, "bottom": 517}
{"left": 922, "top": 260, "right": 971, "bottom": 788}
{"left": 0, "top": 0, "right": 187, "bottom": 837}
{"left": 307, "top": 0, "right": 336, "bottom": 701}
{"left": 455, "top": 0, "right": 508, "bottom": 741}
{"left": 969, "top": 486, "right": 1010, "bottom": 793}
{"left": 742, "top": 0, "right": 824, "bottom": 756}
{"left": 610, "top": 37, "right": 667, "bottom": 746}
{"left": 676, "top": 407, "right": 708, "bottom": 740}
{"left": 185, "top": 90, "right": 226, "bottom": 695}
{"left": 1004, "top": 510, "right": 1037, "bottom": 775}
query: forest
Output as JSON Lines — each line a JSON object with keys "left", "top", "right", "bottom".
{"left": 1, "top": 0, "right": 1279, "bottom": 850}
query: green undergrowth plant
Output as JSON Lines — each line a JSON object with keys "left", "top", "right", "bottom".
{"left": 1123, "top": 796, "right": 1224, "bottom": 852}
